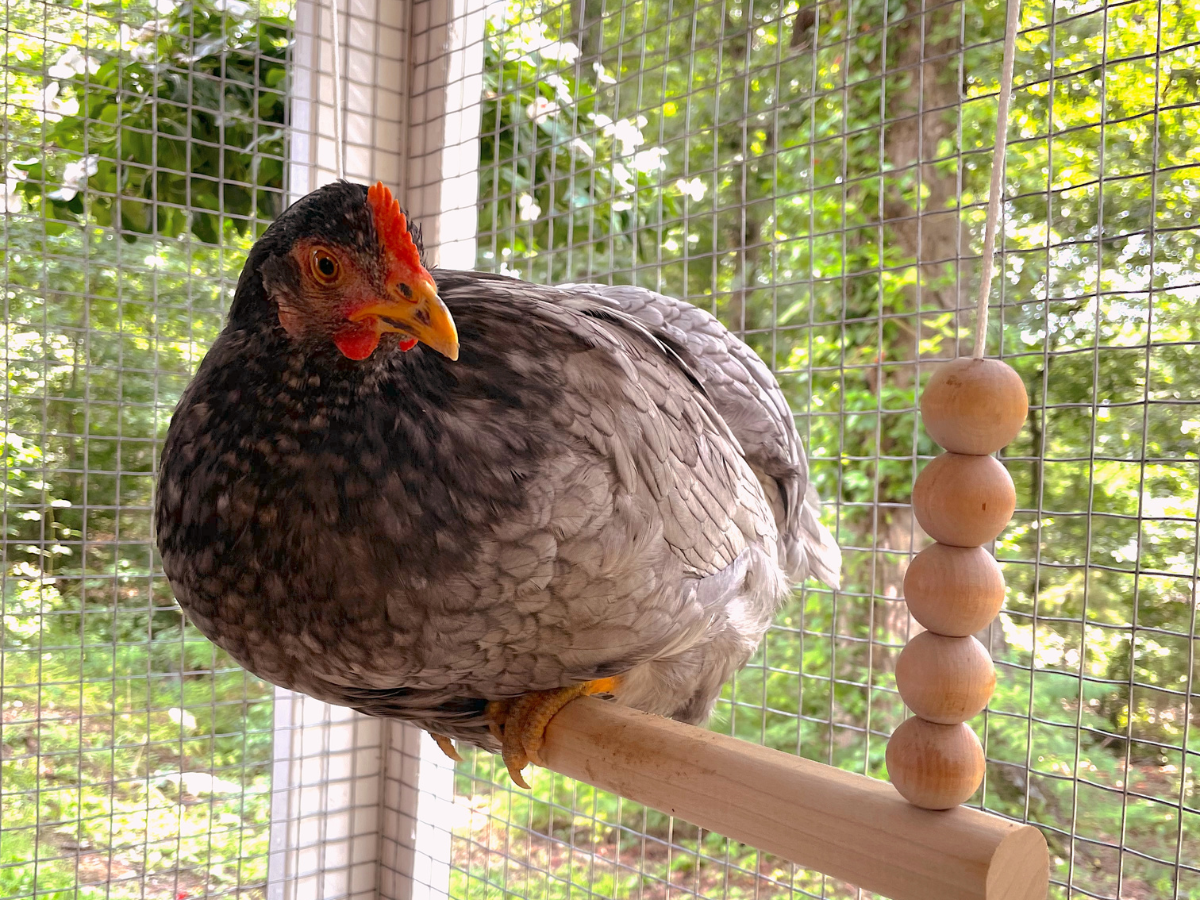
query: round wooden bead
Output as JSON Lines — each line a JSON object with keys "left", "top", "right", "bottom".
{"left": 895, "top": 633, "right": 995, "bottom": 724}
{"left": 886, "top": 718, "right": 985, "bottom": 810}
{"left": 912, "top": 453, "right": 1015, "bottom": 547}
{"left": 904, "top": 544, "right": 1005, "bottom": 636}
{"left": 921, "top": 358, "right": 1028, "bottom": 455}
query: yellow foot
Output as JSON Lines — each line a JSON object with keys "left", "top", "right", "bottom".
{"left": 430, "top": 732, "right": 463, "bottom": 763}
{"left": 487, "top": 677, "right": 621, "bottom": 789}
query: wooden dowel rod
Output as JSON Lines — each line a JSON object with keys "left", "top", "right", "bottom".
{"left": 540, "top": 698, "right": 1048, "bottom": 900}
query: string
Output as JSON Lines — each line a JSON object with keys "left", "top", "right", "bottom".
{"left": 327, "top": 0, "right": 345, "bottom": 180}
{"left": 973, "top": 0, "right": 1021, "bottom": 358}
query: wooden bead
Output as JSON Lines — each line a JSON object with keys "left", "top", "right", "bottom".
{"left": 895, "top": 633, "right": 995, "bottom": 724}
{"left": 912, "top": 453, "right": 1015, "bottom": 547}
{"left": 904, "top": 544, "right": 1005, "bottom": 636}
{"left": 921, "top": 358, "right": 1028, "bottom": 455}
{"left": 886, "top": 718, "right": 985, "bottom": 810}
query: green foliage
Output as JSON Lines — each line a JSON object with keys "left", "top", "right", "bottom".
{"left": 479, "top": 13, "right": 684, "bottom": 281}
{"left": 11, "top": 0, "right": 289, "bottom": 244}
{"left": 0, "top": 644, "right": 271, "bottom": 900}
{"left": 2, "top": 0, "right": 284, "bottom": 895}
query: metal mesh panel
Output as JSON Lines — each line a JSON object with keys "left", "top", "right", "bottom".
{"left": 458, "top": 1, "right": 1200, "bottom": 898}
{"left": 0, "top": 1, "right": 288, "bottom": 896}
{"left": 6, "top": 0, "right": 1199, "bottom": 898}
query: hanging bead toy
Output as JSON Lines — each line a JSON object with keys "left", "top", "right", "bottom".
{"left": 886, "top": 0, "right": 1029, "bottom": 811}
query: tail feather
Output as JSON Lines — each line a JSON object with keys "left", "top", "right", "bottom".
{"left": 784, "top": 483, "right": 841, "bottom": 590}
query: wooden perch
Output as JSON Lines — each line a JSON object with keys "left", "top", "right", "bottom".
{"left": 539, "top": 697, "right": 1048, "bottom": 900}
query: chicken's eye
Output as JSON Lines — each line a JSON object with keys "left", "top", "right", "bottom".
{"left": 311, "top": 249, "right": 340, "bottom": 284}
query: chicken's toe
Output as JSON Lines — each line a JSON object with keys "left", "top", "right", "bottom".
{"left": 487, "top": 677, "right": 621, "bottom": 788}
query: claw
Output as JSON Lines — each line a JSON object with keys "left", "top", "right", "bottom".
{"left": 485, "top": 699, "right": 510, "bottom": 743}
{"left": 430, "top": 732, "right": 463, "bottom": 763}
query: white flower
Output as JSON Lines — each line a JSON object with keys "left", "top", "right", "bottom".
{"left": 41, "top": 82, "right": 79, "bottom": 120}
{"left": 609, "top": 118, "right": 645, "bottom": 156}
{"left": 544, "top": 73, "right": 570, "bottom": 99}
{"left": 131, "top": 40, "right": 157, "bottom": 62}
{"left": 675, "top": 177, "right": 707, "bottom": 202}
{"left": 524, "top": 95, "right": 559, "bottom": 122}
{"left": 633, "top": 147, "right": 668, "bottom": 172}
{"left": 611, "top": 162, "right": 633, "bottom": 192}
{"left": 213, "top": 0, "right": 250, "bottom": 15}
{"left": 49, "top": 155, "right": 99, "bottom": 201}
{"left": 517, "top": 193, "right": 541, "bottom": 221}
{"left": 32, "top": 83, "right": 71, "bottom": 121}
{"left": 48, "top": 47, "right": 97, "bottom": 79}
{"left": 167, "top": 707, "right": 197, "bottom": 730}
{"left": 529, "top": 37, "right": 579, "bottom": 64}
{"left": 592, "top": 62, "right": 616, "bottom": 85}
{"left": 154, "top": 0, "right": 177, "bottom": 13}
{"left": 7, "top": 159, "right": 31, "bottom": 181}
{"left": 569, "top": 138, "right": 594, "bottom": 159}
{"left": 0, "top": 179, "right": 23, "bottom": 214}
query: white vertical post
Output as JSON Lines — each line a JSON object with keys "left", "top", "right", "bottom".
{"left": 270, "top": 0, "right": 420, "bottom": 897}
{"left": 401, "top": 0, "right": 487, "bottom": 270}
{"left": 268, "top": 691, "right": 383, "bottom": 900}
{"left": 374, "top": 1, "right": 486, "bottom": 899}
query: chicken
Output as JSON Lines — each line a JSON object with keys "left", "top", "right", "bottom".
{"left": 154, "top": 181, "right": 840, "bottom": 786}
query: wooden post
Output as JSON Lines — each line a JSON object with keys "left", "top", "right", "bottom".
{"left": 539, "top": 697, "right": 1049, "bottom": 900}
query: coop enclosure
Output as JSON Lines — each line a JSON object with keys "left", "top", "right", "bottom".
{"left": 2, "top": 0, "right": 1198, "bottom": 898}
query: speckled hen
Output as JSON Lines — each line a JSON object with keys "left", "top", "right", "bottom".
{"left": 155, "top": 181, "right": 840, "bottom": 785}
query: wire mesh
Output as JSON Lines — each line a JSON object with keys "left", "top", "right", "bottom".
{"left": 0, "top": 0, "right": 289, "bottom": 896}
{"left": 460, "top": 0, "right": 1200, "bottom": 898}
{"left": 4, "top": 0, "right": 1199, "bottom": 898}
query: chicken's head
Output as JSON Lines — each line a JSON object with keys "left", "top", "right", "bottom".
{"left": 249, "top": 181, "right": 458, "bottom": 362}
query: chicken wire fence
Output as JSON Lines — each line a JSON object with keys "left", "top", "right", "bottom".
{"left": 1, "top": 0, "right": 1198, "bottom": 899}
{"left": 2, "top": 1, "right": 288, "bottom": 898}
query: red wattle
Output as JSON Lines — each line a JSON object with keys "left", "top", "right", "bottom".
{"left": 334, "top": 328, "right": 381, "bottom": 360}
{"left": 398, "top": 337, "right": 418, "bottom": 351}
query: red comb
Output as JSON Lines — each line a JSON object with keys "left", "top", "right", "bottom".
{"left": 367, "top": 182, "right": 423, "bottom": 272}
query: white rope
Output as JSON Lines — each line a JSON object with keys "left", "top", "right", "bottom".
{"left": 973, "top": 0, "right": 1021, "bottom": 358}
{"left": 327, "top": 0, "right": 345, "bottom": 180}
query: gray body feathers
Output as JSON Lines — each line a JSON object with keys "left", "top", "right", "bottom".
{"left": 156, "top": 269, "right": 840, "bottom": 749}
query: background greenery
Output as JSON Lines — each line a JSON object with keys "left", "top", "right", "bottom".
{"left": 1, "top": 0, "right": 1197, "bottom": 898}
{"left": 2, "top": 0, "right": 286, "bottom": 896}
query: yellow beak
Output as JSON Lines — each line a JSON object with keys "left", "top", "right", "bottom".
{"left": 349, "top": 278, "right": 459, "bottom": 361}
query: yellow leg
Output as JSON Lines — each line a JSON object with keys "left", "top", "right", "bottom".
{"left": 487, "top": 677, "right": 620, "bottom": 789}
{"left": 430, "top": 732, "right": 463, "bottom": 763}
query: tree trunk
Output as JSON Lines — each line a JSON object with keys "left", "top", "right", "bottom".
{"left": 875, "top": 2, "right": 969, "bottom": 645}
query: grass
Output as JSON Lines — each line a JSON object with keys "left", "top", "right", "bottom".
{"left": 0, "top": 634, "right": 272, "bottom": 900}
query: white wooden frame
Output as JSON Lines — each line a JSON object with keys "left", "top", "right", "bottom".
{"left": 270, "top": 0, "right": 485, "bottom": 896}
